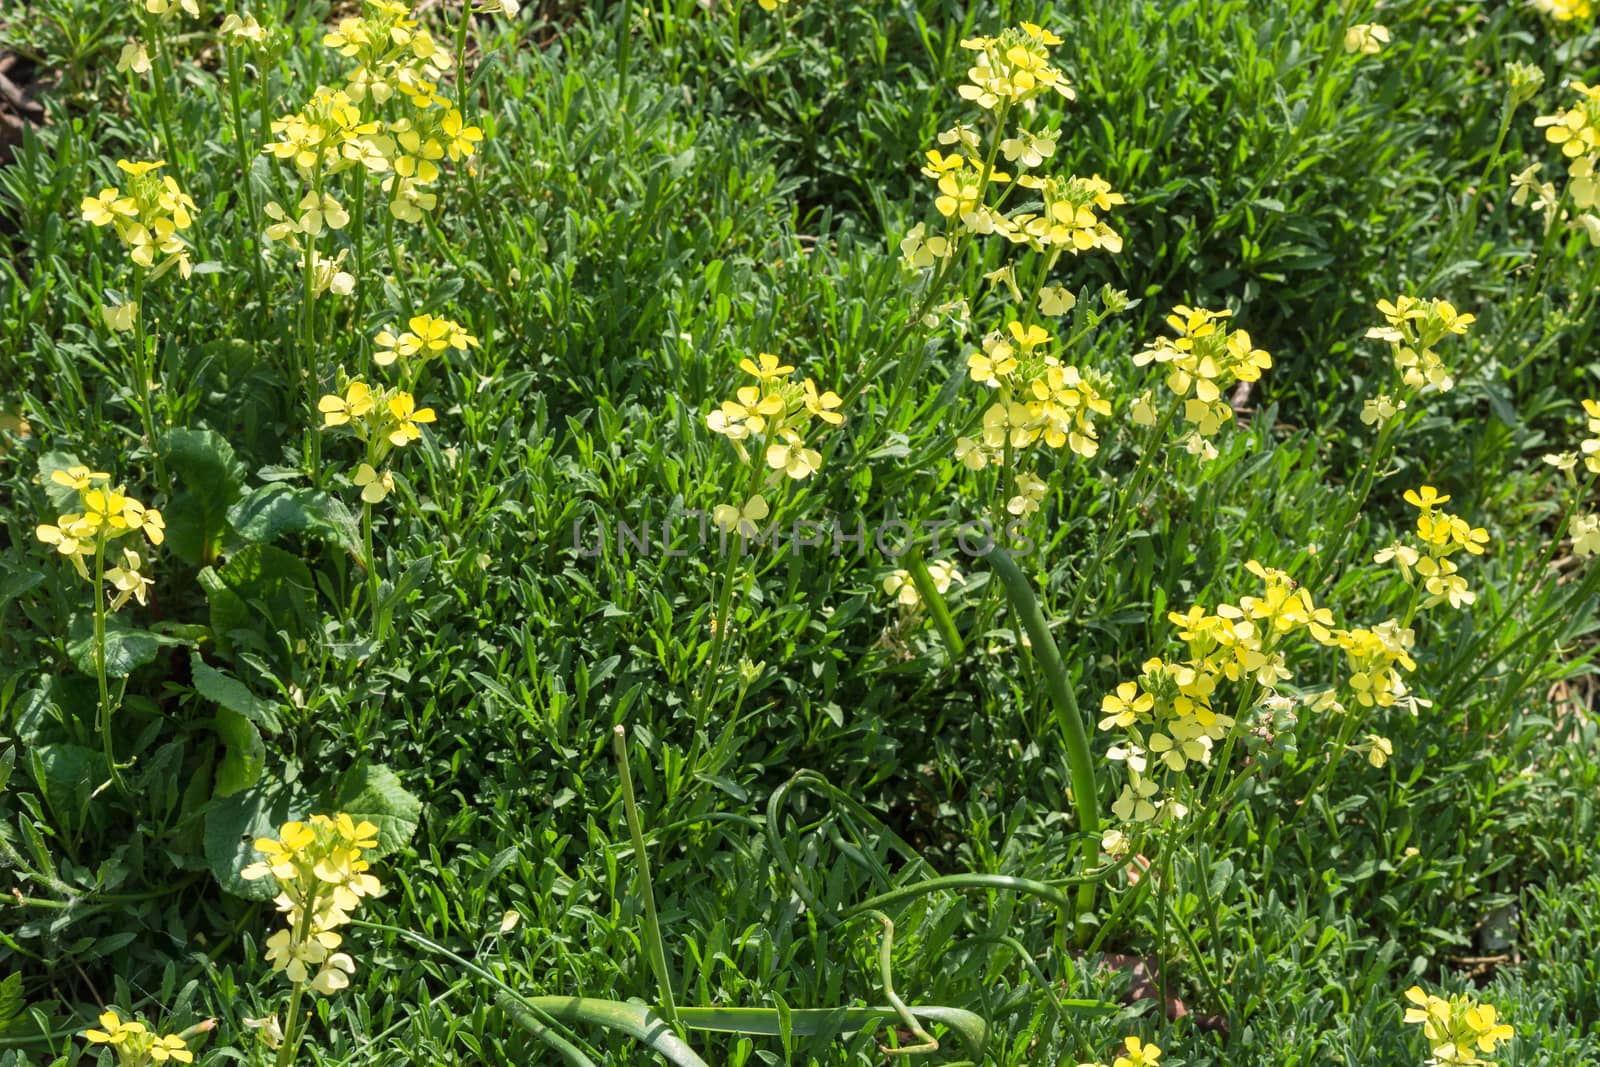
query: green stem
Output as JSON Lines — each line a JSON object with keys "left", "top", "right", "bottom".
{"left": 274, "top": 890, "right": 319, "bottom": 1067}
{"left": 145, "top": 13, "right": 184, "bottom": 186}
{"left": 903, "top": 548, "right": 963, "bottom": 660}
{"left": 302, "top": 171, "right": 323, "bottom": 476}
{"left": 1420, "top": 92, "right": 1516, "bottom": 294}
{"left": 363, "top": 499, "right": 382, "bottom": 642}
{"left": 225, "top": 45, "right": 268, "bottom": 300}
{"left": 612, "top": 725, "right": 678, "bottom": 1028}
{"left": 454, "top": 0, "right": 473, "bottom": 110}
{"left": 129, "top": 273, "right": 165, "bottom": 485}
{"left": 1063, "top": 395, "right": 1182, "bottom": 623}
{"left": 92, "top": 540, "right": 125, "bottom": 795}
{"left": 982, "top": 544, "right": 1099, "bottom": 939}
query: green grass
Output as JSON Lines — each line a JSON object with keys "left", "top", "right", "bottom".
{"left": 2, "top": 0, "right": 1600, "bottom": 1064}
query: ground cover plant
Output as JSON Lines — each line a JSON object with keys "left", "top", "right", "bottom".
{"left": 1, "top": 0, "right": 1599, "bottom": 1063}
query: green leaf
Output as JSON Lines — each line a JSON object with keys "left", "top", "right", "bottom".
{"left": 67, "top": 613, "right": 187, "bottom": 678}
{"left": 0, "top": 970, "right": 23, "bottom": 1035}
{"left": 28, "top": 743, "right": 100, "bottom": 823}
{"left": 506, "top": 997, "right": 709, "bottom": 1067}
{"left": 227, "top": 483, "right": 362, "bottom": 558}
{"left": 37, "top": 451, "right": 87, "bottom": 511}
{"left": 204, "top": 781, "right": 296, "bottom": 900}
{"left": 190, "top": 652, "right": 281, "bottom": 732}
{"left": 675, "top": 1005, "right": 989, "bottom": 1059}
{"left": 198, "top": 565, "right": 252, "bottom": 659}
{"left": 213, "top": 707, "right": 265, "bottom": 798}
{"left": 162, "top": 429, "right": 247, "bottom": 566}
{"left": 329, "top": 763, "right": 422, "bottom": 858}
{"left": 0, "top": 563, "right": 46, "bottom": 613}
{"left": 161, "top": 427, "right": 246, "bottom": 494}
{"left": 216, "top": 544, "right": 317, "bottom": 638}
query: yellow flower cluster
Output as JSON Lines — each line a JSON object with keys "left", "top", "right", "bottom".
{"left": 83, "top": 1010, "right": 193, "bottom": 1064}
{"left": 1100, "top": 560, "right": 1425, "bottom": 823}
{"left": 1342, "top": 23, "right": 1390, "bottom": 54}
{"left": 374, "top": 313, "right": 479, "bottom": 371}
{"left": 1362, "top": 296, "right": 1474, "bottom": 416}
{"left": 1530, "top": 0, "right": 1594, "bottom": 24}
{"left": 1100, "top": 561, "right": 1336, "bottom": 821}
{"left": 263, "top": 0, "right": 483, "bottom": 230}
{"left": 906, "top": 24, "right": 1124, "bottom": 265}
{"left": 1374, "top": 486, "right": 1491, "bottom": 610}
{"left": 957, "top": 23, "right": 1075, "bottom": 111}
{"left": 80, "top": 159, "right": 197, "bottom": 281}
{"left": 36, "top": 467, "right": 164, "bottom": 597}
{"left": 1542, "top": 398, "right": 1600, "bottom": 477}
{"left": 919, "top": 150, "right": 1125, "bottom": 253}
{"left": 1534, "top": 82, "right": 1600, "bottom": 241}
{"left": 242, "top": 814, "right": 385, "bottom": 996}
{"left": 706, "top": 353, "right": 844, "bottom": 497}
{"left": 1131, "top": 305, "right": 1271, "bottom": 457}
{"left": 1332, "top": 620, "right": 1416, "bottom": 709}
{"left": 1403, "top": 986, "right": 1514, "bottom": 1066}
{"left": 882, "top": 560, "right": 963, "bottom": 608}
{"left": 957, "top": 320, "right": 1112, "bottom": 474}
{"left": 322, "top": 0, "right": 452, "bottom": 103}
{"left": 319, "top": 379, "right": 437, "bottom": 502}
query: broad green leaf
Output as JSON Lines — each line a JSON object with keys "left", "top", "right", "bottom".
{"left": 67, "top": 613, "right": 187, "bottom": 678}
{"left": 204, "top": 781, "right": 296, "bottom": 900}
{"left": 217, "top": 544, "right": 316, "bottom": 639}
{"left": 227, "top": 483, "right": 362, "bottom": 558}
{"left": 330, "top": 763, "right": 422, "bottom": 857}
{"left": 28, "top": 743, "right": 100, "bottom": 824}
{"left": 213, "top": 707, "right": 265, "bottom": 798}
{"left": 0, "top": 970, "right": 23, "bottom": 1035}
{"left": 190, "top": 652, "right": 281, "bottom": 732}
{"left": 162, "top": 429, "right": 247, "bottom": 566}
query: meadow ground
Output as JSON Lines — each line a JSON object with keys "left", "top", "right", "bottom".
{"left": 2, "top": 0, "right": 1600, "bottom": 1064}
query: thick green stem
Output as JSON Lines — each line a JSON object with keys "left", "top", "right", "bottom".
{"left": 983, "top": 545, "right": 1099, "bottom": 938}
{"left": 612, "top": 725, "right": 678, "bottom": 1028}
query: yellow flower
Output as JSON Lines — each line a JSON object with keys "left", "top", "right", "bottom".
{"left": 385, "top": 391, "right": 437, "bottom": 446}
{"left": 148, "top": 1034, "right": 193, "bottom": 1063}
{"left": 740, "top": 352, "right": 796, "bottom": 381}
{"left": 84, "top": 1010, "right": 145, "bottom": 1045}
{"left": 765, "top": 429, "right": 821, "bottom": 479}
{"left": 117, "top": 42, "right": 152, "bottom": 74}
{"left": 802, "top": 379, "right": 843, "bottom": 424}
{"left": 103, "top": 301, "right": 138, "bottom": 332}
{"left": 106, "top": 548, "right": 154, "bottom": 609}
{"left": 712, "top": 494, "right": 770, "bottom": 537}
{"left": 1098, "top": 681, "right": 1154, "bottom": 730}
{"left": 354, "top": 463, "right": 395, "bottom": 504}
{"left": 1403, "top": 485, "right": 1450, "bottom": 511}
{"left": 441, "top": 108, "right": 483, "bottom": 160}
{"left": 1112, "top": 1036, "right": 1160, "bottom": 1067}
{"left": 1343, "top": 23, "right": 1390, "bottom": 54}
{"left": 81, "top": 189, "right": 138, "bottom": 227}
{"left": 707, "top": 386, "right": 782, "bottom": 440}
{"left": 320, "top": 381, "right": 376, "bottom": 426}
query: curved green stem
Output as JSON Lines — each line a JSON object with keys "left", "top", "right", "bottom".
{"left": 982, "top": 545, "right": 1100, "bottom": 938}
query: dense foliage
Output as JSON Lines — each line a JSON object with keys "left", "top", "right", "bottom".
{"left": 1, "top": 0, "right": 1598, "bottom": 1064}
